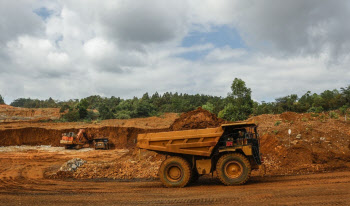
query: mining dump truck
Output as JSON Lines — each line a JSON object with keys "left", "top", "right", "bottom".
{"left": 137, "top": 121, "right": 262, "bottom": 187}
{"left": 93, "top": 138, "right": 109, "bottom": 150}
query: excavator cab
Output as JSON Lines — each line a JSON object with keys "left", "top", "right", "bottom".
{"left": 60, "top": 129, "right": 88, "bottom": 149}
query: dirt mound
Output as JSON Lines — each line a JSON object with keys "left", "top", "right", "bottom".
{"left": 169, "top": 107, "right": 225, "bottom": 131}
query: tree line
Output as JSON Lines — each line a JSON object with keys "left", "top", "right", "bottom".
{"left": 3, "top": 79, "right": 350, "bottom": 122}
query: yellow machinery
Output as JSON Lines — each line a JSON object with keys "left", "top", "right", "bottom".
{"left": 137, "top": 121, "right": 262, "bottom": 187}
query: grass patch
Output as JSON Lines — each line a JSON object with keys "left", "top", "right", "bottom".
{"left": 301, "top": 117, "right": 308, "bottom": 122}
{"left": 310, "top": 113, "right": 319, "bottom": 117}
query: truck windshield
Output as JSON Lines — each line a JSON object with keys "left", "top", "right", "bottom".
{"left": 245, "top": 126, "right": 258, "bottom": 139}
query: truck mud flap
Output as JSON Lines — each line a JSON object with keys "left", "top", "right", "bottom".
{"left": 252, "top": 146, "right": 262, "bottom": 165}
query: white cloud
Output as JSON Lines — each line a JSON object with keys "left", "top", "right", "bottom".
{"left": 205, "top": 47, "right": 247, "bottom": 61}
{"left": 83, "top": 38, "right": 115, "bottom": 60}
{"left": 0, "top": 0, "right": 350, "bottom": 104}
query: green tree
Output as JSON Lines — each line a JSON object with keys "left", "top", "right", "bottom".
{"left": 141, "top": 92, "right": 150, "bottom": 101}
{"left": 341, "top": 85, "right": 350, "bottom": 106}
{"left": 98, "top": 103, "right": 115, "bottom": 120}
{"left": 0, "top": 95, "right": 4, "bottom": 105}
{"left": 115, "top": 110, "right": 131, "bottom": 119}
{"left": 62, "top": 108, "right": 80, "bottom": 122}
{"left": 202, "top": 102, "right": 214, "bottom": 113}
{"left": 134, "top": 100, "right": 156, "bottom": 117}
{"left": 77, "top": 99, "right": 89, "bottom": 119}
{"left": 275, "top": 94, "right": 298, "bottom": 112}
{"left": 219, "top": 78, "right": 253, "bottom": 121}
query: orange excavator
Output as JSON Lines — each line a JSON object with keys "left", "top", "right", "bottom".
{"left": 60, "top": 129, "right": 89, "bottom": 149}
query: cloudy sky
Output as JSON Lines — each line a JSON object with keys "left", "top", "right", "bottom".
{"left": 1, "top": 0, "right": 350, "bottom": 104}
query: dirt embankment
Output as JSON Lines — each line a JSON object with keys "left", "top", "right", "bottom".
{"left": 251, "top": 112, "right": 350, "bottom": 175}
{"left": 0, "top": 107, "right": 222, "bottom": 148}
{"left": 0, "top": 105, "right": 61, "bottom": 122}
{"left": 0, "top": 126, "right": 168, "bottom": 148}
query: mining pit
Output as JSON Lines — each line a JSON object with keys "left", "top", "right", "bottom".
{"left": 0, "top": 106, "right": 350, "bottom": 205}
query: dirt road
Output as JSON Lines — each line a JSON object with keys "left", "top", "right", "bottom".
{"left": 0, "top": 172, "right": 349, "bottom": 205}
{"left": 0, "top": 147, "right": 349, "bottom": 205}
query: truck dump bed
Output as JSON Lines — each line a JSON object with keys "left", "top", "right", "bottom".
{"left": 137, "top": 127, "right": 225, "bottom": 156}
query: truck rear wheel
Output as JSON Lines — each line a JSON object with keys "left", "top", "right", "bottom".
{"left": 159, "top": 156, "right": 192, "bottom": 188}
{"left": 216, "top": 153, "right": 251, "bottom": 185}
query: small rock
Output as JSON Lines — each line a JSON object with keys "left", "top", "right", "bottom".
{"left": 59, "top": 158, "right": 86, "bottom": 172}
{"left": 291, "top": 140, "right": 299, "bottom": 145}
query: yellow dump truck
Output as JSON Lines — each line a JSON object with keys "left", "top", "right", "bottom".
{"left": 137, "top": 121, "right": 262, "bottom": 187}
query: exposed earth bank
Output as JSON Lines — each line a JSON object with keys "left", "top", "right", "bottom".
{"left": 0, "top": 107, "right": 349, "bottom": 180}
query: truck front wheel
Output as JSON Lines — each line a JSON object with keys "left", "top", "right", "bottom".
{"left": 159, "top": 156, "right": 192, "bottom": 188}
{"left": 216, "top": 153, "right": 251, "bottom": 185}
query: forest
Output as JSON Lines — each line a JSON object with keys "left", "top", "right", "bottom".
{"left": 1, "top": 78, "right": 349, "bottom": 122}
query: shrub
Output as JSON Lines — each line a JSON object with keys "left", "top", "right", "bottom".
{"left": 202, "top": 102, "right": 214, "bottom": 113}
{"left": 274, "top": 120, "right": 281, "bottom": 126}
{"left": 329, "top": 111, "right": 339, "bottom": 119}
{"left": 59, "top": 104, "right": 70, "bottom": 113}
{"left": 310, "top": 113, "right": 319, "bottom": 117}
{"left": 61, "top": 109, "right": 80, "bottom": 122}
{"left": 319, "top": 114, "right": 327, "bottom": 122}
{"left": 307, "top": 106, "right": 324, "bottom": 113}
{"left": 115, "top": 110, "right": 131, "bottom": 119}
{"left": 301, "top": 117, "right": 308, "bottom": 122}
{"left": 86, "top": 110, "right": 99, "bottom": 120}
{"left": 339, "top": 105, "right": 348, "bottom": 116}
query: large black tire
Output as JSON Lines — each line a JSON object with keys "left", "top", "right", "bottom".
{"left": 216, "top": 153, "right": 251, "bottom": 186}
{"left": 159, "top": 156, "right": 192, "bottom": 188}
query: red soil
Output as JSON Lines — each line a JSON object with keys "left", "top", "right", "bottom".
{"left": 0, "top": 106, "right": 349, "bottom": 178}
{"left": 169, "top": 107, "right": 225, "bottom": 131}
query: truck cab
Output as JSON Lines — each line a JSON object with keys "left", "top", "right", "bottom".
{"left": 218, "top": 123, "right": 262, "bottom": 169}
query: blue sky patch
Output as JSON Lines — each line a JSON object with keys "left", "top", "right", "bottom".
{"left": 33, "top": 7, "right": 54, "bottom": 20}
{"left": 177, "top": 49, "right": 211, "bottom": 61}
{"left": 178, "top": 25, "right": 245, "bottom": 60}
